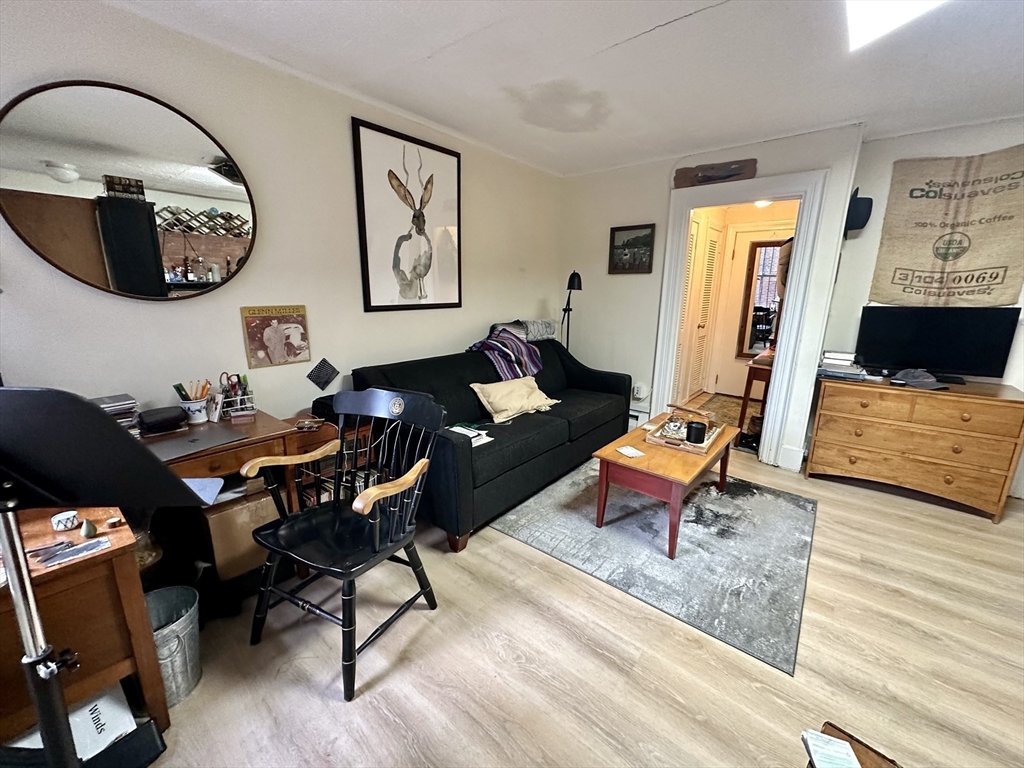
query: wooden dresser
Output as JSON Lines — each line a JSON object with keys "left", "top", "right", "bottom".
{"left": 806, "top": 378, "right": 1024, "bottom": 522}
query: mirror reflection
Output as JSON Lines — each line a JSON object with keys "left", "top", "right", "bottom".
{"left": 0, "top": 82, "right": 255, "bottom": 299}
{"left": 736, "top": 239, "right": 789, "bottom": 357}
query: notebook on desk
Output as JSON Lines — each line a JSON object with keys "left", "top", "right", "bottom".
{"left": 143, "top": 420, "right": 246, "bottom": 462}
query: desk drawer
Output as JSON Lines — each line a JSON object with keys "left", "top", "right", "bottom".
{"left": 911, "top": 397, "right": 1024, "bottom": 438}
{"left": 809, "top": 441, "right": 1005, "bottom": 507}
{"left": 820, "top": 383, "right": 912, "bottom": 422}
{"left": 816, "top": 413, "right": 1017, "bottom": 471}
{"left": 171, "top": 439, "right": 283, "bottom": 478}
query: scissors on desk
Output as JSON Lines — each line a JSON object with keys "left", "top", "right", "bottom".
{"left": 220, "top": 371, "right": 242, "bottom": 396}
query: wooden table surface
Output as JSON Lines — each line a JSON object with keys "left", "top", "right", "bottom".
{"left": 593, "top": 414, "right": 740, "bottom": 485}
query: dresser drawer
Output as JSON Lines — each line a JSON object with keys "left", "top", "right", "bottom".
{"left": 170, "top": 439, "right": 284, "bottom": 478}
{"left": 809, "top": 441, "right": 1005, "bottom": 507}
{"left": 816, "top": 413, "right": 1017, "bottom": 471}
{"left": 820, "top": 383, "right": 913, "bottom": 421}
{"left": 911, "top": 397, "right": 1024, "bottom": 438}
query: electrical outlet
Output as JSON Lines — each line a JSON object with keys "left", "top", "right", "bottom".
{"left": 632, "top": 382, "right": 649, "bottom": 401}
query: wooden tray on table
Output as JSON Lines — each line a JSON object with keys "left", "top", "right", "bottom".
{"left": 645, "top": 406, "right": 722, "bottom": 456}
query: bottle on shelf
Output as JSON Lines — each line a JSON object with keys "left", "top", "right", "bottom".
{"left": 185, "top": 256, "right": 195, "bottom": 282}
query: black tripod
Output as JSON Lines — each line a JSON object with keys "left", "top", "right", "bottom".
{"left": 0, "top": 388, "right": 205, "bottom": 768}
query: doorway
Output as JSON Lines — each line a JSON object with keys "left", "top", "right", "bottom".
{"left": 670, "top": 200, "right": 799, "bottom": 450}
{"left": 650, "top": 170, "right": 829, "bottom": 469}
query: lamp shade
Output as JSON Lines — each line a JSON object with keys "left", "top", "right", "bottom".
{"left": 566, "top": 271, "right": 582, "bottom": 291}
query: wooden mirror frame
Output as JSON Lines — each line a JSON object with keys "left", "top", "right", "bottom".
{"left": 0, "top": 80, "right": 258, "bottom": 301}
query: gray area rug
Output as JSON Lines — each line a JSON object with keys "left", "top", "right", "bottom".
{"left": 491, "top": 460, "right": 816, "bottom": 674}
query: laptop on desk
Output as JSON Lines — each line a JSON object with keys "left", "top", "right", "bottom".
{"left": 143, "top": 420, "right": 247, "bottom": 463}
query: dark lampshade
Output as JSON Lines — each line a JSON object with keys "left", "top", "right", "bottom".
{"left": 566, "top": 271, "right": 582, "bottom": 291}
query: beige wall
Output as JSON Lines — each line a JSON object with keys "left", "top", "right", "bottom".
{"left": 0, "top": 0, "right": 564, "bottom": 416}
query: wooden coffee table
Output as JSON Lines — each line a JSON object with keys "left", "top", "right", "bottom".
{"left": 592, "top": 415, "right": 740, "bottom": 559}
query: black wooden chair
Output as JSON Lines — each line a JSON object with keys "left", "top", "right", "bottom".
{"left": 240, "top": 388, "right": 446, "bottom": 701}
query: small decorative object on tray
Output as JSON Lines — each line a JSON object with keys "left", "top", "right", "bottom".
{"left": 645, "top": 405, "right": 722, "bottom": 456}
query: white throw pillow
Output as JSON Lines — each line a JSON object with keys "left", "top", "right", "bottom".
{"left": 470, "top": 377, "right": 560, "bottom": 423}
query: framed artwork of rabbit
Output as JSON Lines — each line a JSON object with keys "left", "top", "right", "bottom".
{"left": 352, "top": 118, "right": 462, "bottom": 311}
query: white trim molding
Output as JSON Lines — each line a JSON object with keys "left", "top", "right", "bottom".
{"left": 651, "top": 170, "right": 830, "bottom": 469}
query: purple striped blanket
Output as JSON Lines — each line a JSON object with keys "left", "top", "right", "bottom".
{"left": 468, "top": 328, "right": 543, "bottom": 381}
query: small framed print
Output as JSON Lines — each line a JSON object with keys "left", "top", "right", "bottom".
{"left": 608, "top": 223, "right": 655, "bottom": 274}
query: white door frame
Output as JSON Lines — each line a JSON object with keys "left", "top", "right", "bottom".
{"left": 651, "top": 170, "right": 829, "bottom": 468}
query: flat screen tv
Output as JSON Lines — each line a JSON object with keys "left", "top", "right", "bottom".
{"left": 854, "top": 306, "right": 1021, "bottom": 378}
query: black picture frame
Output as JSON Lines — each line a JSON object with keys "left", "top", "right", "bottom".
{"left": 608, "top": 223, "right": 655, "bottom": 274}
{"left": 351, "top": 117, "right": 462, "bottom": 312}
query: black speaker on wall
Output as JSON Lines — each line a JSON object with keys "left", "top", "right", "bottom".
{"left": 844, "top": 187, "right": 872, "bottom": 239}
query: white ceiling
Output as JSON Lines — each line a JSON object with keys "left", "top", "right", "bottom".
{"left": 109, "top": 0, "right": 1024, "bottom": 176}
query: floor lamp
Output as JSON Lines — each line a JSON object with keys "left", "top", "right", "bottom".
{"left": 561, "top": 270, "right": 582, "bottom": 350}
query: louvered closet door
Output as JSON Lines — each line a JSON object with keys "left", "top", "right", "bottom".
{"left": 672, "top": 218, "right": 700, "bottom": 404}
{"left": 687, "top": 225, "right": 721, "bottom": 400}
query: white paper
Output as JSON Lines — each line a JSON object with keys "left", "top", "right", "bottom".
{"left": 7, "top": 686, "right": 137, "bottom": 760}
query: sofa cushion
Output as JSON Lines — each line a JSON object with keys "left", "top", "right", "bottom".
{"left": 353, "top": 351, "right": 500, "bottom": 425}
{"left": 545, "top": 389, "right": 626, "bottom": 440}
{"left": 532, "top": 340, "right": 568, "bottom": 396}
{"left": 471, "top": 413, "right": 568, "bottom": 487}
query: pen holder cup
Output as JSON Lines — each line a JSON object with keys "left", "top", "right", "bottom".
{"left": 182, "top": 399, "right": 208, "bottom": 425}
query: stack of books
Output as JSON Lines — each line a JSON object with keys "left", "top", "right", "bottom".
{"left": 89, "top": 393, "right": 140, "bottom": 438}
{"left": 817, "top": 351, "right": 866, "bottom": 382}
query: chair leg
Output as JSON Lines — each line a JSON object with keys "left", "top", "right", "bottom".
{"left": 250, "top": 552, "right": 281, "bottom": 646}
{"left": 341, "top": 579, "right": 356, "bottom": 701}
{"left": 404, "top": 541, "right": 437, "bottom": 610}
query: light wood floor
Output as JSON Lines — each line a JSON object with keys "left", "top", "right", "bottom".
{"left": 158, "top": 454, "right": 1024, "bottom": 767}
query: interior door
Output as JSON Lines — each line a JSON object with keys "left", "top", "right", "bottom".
{"left": 672, "top": 216, "right": 699, "bottom": 404}
{"left": 686, "top": 223, "right": 722, "bottom": 400}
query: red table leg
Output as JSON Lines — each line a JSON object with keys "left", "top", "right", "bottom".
{"left": 736, "top": 368, "right": 755, "bottom": 445}
{"left": 718, "top": 445, "right": 730, "bottom": 492}
{"left": 668, "top": 483, "right": 684, "bottom": 559}
{"left": 595, "top": 460, "right": 609, "bottom": 528}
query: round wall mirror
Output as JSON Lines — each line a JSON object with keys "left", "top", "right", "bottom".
{"left": 0, "top": 81, "right": 256, "bottom": 300}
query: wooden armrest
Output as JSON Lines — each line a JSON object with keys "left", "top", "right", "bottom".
{"left": 352, "top": 459, "right": 430, "bottom": 515}
{"left": 239, "top": 439, "right": 341, "bottom": 477}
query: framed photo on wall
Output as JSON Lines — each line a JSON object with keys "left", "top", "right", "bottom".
{"left": 351, "top": 118, "right": 462, "bottom": 311}
{"left": 608, "top": 223, "right": 655, "bottom": 274}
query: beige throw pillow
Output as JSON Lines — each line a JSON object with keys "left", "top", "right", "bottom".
{"left": 470, "top": 377, "right": 560, "bottom": 423}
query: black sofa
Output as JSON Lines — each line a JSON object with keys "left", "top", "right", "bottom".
{"left": 349, "top": 340, "right": 630, "bottom": 551}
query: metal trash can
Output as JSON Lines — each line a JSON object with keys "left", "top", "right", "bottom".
{"left": 145, "top": 586, "right": 201, "bottom": 707}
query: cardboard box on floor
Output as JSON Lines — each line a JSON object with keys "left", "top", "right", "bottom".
{"left": 202, "top": 491, "right": 277, "bottom": 580}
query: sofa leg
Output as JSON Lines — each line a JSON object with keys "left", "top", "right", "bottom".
{"left": 447, "top": 533, "right": 469, "bottom": 553}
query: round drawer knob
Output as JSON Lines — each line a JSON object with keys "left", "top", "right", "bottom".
{"left": 952, "top": 445, "right": 962, "bottom": 454}
{"left": 854, "top": 429, "right": 863, "bottom": 437}
{"left": 944, "top": 475, "right": 954, "bottom": 485}
{"left": 961, "top": 413, "right": 971, "bottom": 422}
{"left": 849, "top": 456, "right": 858, "bottom": 465}
{"left": 860, "top": 400, "right": 869, "bottom": 408}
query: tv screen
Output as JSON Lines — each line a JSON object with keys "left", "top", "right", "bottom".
{"left": 854, "top": 306, "right": 1021, "bottom": 378}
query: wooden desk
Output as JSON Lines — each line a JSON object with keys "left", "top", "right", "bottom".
{"left": 144, "top": 410, "right": 302, "bottom": 510}
{"left": 593, "top": 416, "right": 740, "bottom": 559}
{"left": 0, "top": 508, "right": 168, "bottom": 742}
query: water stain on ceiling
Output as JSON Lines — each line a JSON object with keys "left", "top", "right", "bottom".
{"left": 506, "top": 80, "right": 611, "bottom": 133}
